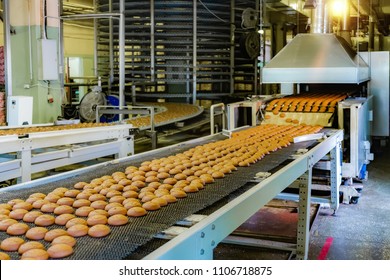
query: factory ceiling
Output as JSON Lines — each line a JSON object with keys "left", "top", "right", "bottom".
{"left": 350, "top": 0, "right": 390, "bottom": 35}
{"left": 61, "top": 0, "right": 390, "bottom": 35}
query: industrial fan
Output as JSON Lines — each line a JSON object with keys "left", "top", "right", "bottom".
{"left": 78, "top": 86, "right": 120, "bottom": 123}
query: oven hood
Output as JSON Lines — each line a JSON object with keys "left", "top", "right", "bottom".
{"left": 261, "top": 33, "right": 370, "bottom": 84}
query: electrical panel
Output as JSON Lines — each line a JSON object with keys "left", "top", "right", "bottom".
{"left": 38, "top": 39, "right": 58, "bottom": 81}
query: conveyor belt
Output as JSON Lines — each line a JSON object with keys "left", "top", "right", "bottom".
{"left": 0, "top": 123, "right": 112, "bottom": 136}
{"left": 125, "top": 102, "right": 203, "bottom": 130}
{"left": 0, "top": 133, "right": 317, "bottom": 260}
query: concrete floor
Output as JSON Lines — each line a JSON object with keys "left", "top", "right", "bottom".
{"left": 307, "top": 145, "right": 390, "bottom": 260}
{"left": 212, "top": 144, "right": 390, "bottom": 260}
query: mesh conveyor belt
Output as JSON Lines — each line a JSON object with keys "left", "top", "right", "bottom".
{"left": 0, "top": 136, "right": 316, "bottom": 260}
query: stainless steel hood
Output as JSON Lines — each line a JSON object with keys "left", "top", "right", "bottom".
{"left": 262, "top": 33, "right": 370, "bottom": 84}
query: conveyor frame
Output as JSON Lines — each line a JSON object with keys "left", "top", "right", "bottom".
{"left": 0, "top": 127, "right": 343, "bottom": 260}
{"left": 0, "top": 124, "right": 134, "bottom": 183}
{"left": 143, "top": 129, "right": 343, "bottom": 260}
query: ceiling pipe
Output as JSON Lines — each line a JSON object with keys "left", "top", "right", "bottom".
{"left": 341, "top": 0, "right": 350, "bottom": 31}
{"left": 311, "top": 0, "right": 325, "bottom": 33}
{"left": 3, "top": 0, "right": 12, "bottom": 97}
{"left": 323, "top": 1, "right": 331, "bottom": 33}
{"left": 339, "top": 0, "right": 352, "bottom": 45}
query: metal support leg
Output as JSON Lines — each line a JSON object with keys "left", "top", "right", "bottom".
{"left": 145, "top": 130, "right": 158, "bottom": 150}
{"left": 330, "top": 140, "right": 342, "bottom": 213}
{"left": 117, "top": 134, "right": 134, "bottom": 158}
{"left": 297, "top": 169, "right": 312, "bottom": 260}
{"left": 131, "top": 85, "right": 136, "bottom": 106}
{"left": 151, "top": 131, "right": 157, "bottom": 150}
{"left": 18, "top": 141, "right": 32, "bottom": 183}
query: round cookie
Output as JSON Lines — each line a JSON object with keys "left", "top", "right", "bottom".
{"left": 8, "top": 209, "right": 28, "bottom": 220}
{"left": 1, "top": 237, "right": 25, "bottom": 251}
{"left": 107, "top": 214, "right": 128, "bottom": 226}
{"left": 47, "top": 244, "right": 73, "bottom": 259}
{"left": 0, "top": 252, "right": 11, "bottom": 260}
{"left": 54, "top": 205, "right": 74, "bottom": 215}
{"left": 21, "top": 249, "right": 49, "bottom": 260}
{"left": 88, "top": 224, "right": 111, "bottom": 238}
{"left": 18, "top": 241, "right": 45, "bottom": 254}
{"left": 51, "top": 235, "right": 77, "bottom": 247}
{"left": 34, "top": 214, "right": 55, "bottom": 226}
{"left": 44, "top": 229, "right": 69, "bottom": 242}
{"left": 25, "top": 227, "right": 49, "bottom": 240}
{"left": 87, "top": 214, "right": 108, "bottom": 226}
{"left": 55, "top": 213, "right": 76, "bottom": 226}
{"left": 127, "top": 207, "right": 147, "bottom": 217}
{"left": 67, "top": 224, "right": 89, "bottom": 237}
{"left": 0, "top": 218, "right": 18, "bottom": 231}
{"left": 142, "top": 201, "right": 161, "bottom": 211}
{"left": 6, "top": 223, "right": 30, "bottom": 235}
{"left": 65, "top": 217, "right": 88, "bottom": 228}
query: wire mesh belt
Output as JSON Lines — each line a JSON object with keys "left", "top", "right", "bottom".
{"left": 0, "top": 137, "right": 316, "bottom": 260}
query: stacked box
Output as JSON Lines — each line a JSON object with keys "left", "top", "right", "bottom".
{"left": 0, "top": 92, "right": 5, "bottom": 125}
{"left": 0, "top": 46, "right": 4, "bottom": 85}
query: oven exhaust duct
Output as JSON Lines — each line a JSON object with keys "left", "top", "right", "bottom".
{"left": 311, "top": 0, "right": 326, "bottom": 33}
{"left": 304, "top": 0, "right": 330, "bottom": 33}
{"left": 261, "top": 33, "right": 370, "bottom": 84}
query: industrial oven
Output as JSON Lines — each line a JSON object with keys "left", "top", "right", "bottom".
{"left": 261, "top": 33, "right": 389, "bottom": 182}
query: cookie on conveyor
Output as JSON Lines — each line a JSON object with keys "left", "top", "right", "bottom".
{"left": 88, "top": 224, "right": 111, "bottom": 238}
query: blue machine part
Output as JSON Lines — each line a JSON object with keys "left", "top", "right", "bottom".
{"left": 359, "top": 164, "right": 367, "bottom": 180}
{"left": 100, "top": 95, "right": 120, "bottom": 123}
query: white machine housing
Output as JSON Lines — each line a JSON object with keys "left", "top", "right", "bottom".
{"left": 7, "top": 96, "right": 33, "bottom": 126}
{"left": 338, "top": 97, "right": 374, "bottom": 179}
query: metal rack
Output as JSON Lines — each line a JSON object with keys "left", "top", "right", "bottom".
{"left": 95, "top": 0, "right": 260, "bottom": 102}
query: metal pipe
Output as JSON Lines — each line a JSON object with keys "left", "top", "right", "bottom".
{"left": 60, "top": 13, "right": 121, "bottom": 20}
{"left": 3, "top": 0, "right": 12, "bottom": 97}
{"left": 41, "top": 0, "right": 47, "bottom": 39}
{"left": 323, "top": 1, "right": 330, "bottom": 33}
{"left": 58, "top": 0, "right": 65, "bottom": 104}
{"left": 339, "top": 0, "right": 352, "bottom": 45}
{"left": 369, "top": 17, "right": 375, "bottom": 50}
{"left": 254, "top": 0, "right": 259, "bottom": 95}
{"left": 150, "top": 0, "right": 155, "bottom": 82}
{"left": 93, "top": 0, "right": 98, "bottom": 78}
{"left": 108, "top": 1, "right": 114, "bottom": 95}
{"left": 342, "top": 0, "right": 350, "bottom": 31}
{"left": 229, "top": 0, "right": 235, "bottom": 95}
{"left": 192, "top": 0, "right": 197, "bottom": 105}
{"left": 259, "top": 0, "right": 266, "bottom": 95}
{"left": 311, "top": 0, "right": 325, "bottom": 33}
{"left": 27, "top": 0, "right": 33, "bottom": 84}
{"left": 119, "top": 0, "right": 125, "bottom": 121}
